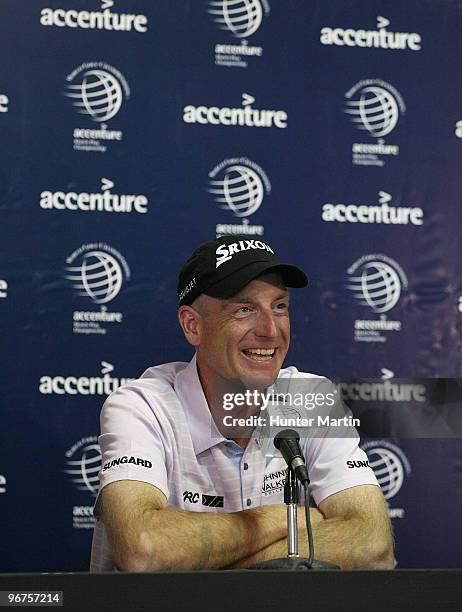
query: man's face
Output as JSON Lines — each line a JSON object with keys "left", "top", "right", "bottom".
{"left": 195, "top": 274, "right": 290, "bottom": 390}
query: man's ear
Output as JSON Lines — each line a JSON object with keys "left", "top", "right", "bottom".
{"left": 178, "top": 306, "right": 202, "bottom": 347}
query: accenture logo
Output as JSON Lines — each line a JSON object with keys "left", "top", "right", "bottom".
{"left": 65, "top": 243, "right": 130, "bottom": 304}
{"left": 339, "top": 380, "right": 426, "bottom": 403}
{"left": 183, "top": 93, "right": 287, "bottom": 128}
{"left": 64, "top": 437, "right": 101, "bottom": 496}
{"left": 322, "top": 190, "right": 423, "bottom": 226}
{"left": 40, "top": 361, "right": 131, "bottom": 396}
{"left": 346, "top": 254, "right": 408, "bottom": 314}
{"left": 40, "top": 178, "right": 148, "bottom": 214}
{"left": 65, "top": 62, "right": 130, "bottom": 123}
{"left": 207, "top": 0, "right": 269, "bottom": 38}
{"left": 207, "top": 158, "right": 271, "bottom": 218}
{"left": 40, "top": 0, "right": 148, "bottom": 32}
{"left": 362, "top": 440, "right": 411, "bottom": 517}
{"left": 320, "top": 15, "right": 421, "bottom": 51}
{"left": 344, "top": 80, "right": 405, "bottom": 138}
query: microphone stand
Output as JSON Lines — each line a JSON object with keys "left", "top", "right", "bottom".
{"left": 250, "top": 466, "right": 339, "bottom": 570}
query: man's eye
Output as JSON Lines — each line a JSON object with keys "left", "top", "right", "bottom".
{"left": 238, "top": 306, "right": 250, "bottom": 313}
{"left": 276, "top": 302, "right": 288, "bottom": 310}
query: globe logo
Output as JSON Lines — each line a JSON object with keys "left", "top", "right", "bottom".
{"left": 65, "top": 251, "right": 123, "bottom": 304}
{"left": 65, "top": 69, "right": 123, "bottom": 122}
{"left": 345, "top": 86, "right": 399, "bottom": 137}
{"left": 365, "top": 447, "right": 405, "bottom": 500}
{"left": 347, "top": 260, "right": 402, "bottom": 313}
{"left": 208, "top": 164, "right": 264, "bottom": 217}
{"left": 207, "top": 0, "right": 264, "bottom": 38}
{"left": 64, "top": 443, "right": 101, "bottom": 496}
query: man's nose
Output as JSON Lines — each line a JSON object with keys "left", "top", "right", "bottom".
{"left": 254, "top": 310, "right": 278, "bottom": 338}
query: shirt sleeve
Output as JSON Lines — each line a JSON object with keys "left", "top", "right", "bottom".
{"left": 95, "top": 384, "right": 170, "bottom": 511}
{"left": 304, "top": 433, "right": 379, "bottom": 506}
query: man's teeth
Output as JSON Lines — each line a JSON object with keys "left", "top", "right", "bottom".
{"left": 243, "top": 348, "right": 275, "bottom": 356}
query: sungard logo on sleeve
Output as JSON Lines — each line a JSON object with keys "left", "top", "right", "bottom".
{"left": 183, "top": 92, "right": 287, "bottom": 128}
{"left": 320, "top": 16, "right": 421, "bottom": 51}
{"left": 40, "top": 178, "right": 148, "bottom": 214}
{"left": 0, "top": 94, "right": 8, "bottom": 112}
{"left": 344, "top": 79, "right": 405, "bottom": 167}
{"left": 102, "top": 456, "right": 153, "bottom": 471}
{"left": 322, "top": 190, "right": 423, "bottom": 226}
{"left": 207, "top": 157, "right": 269, "bottom": 238}
{"left": 361, "top": 440, "right": 411, "bottom": 518}
{"left": 346, "top": 460, "right": 370, "bottom": 468}
{"left": 39, "top": 361, "right": 131, "bottom": 395}
{"left": 0, "top": 473, "right": 6, "bottom": 494}
{"left": 346, "top": 254, "right": 408, "bottom": 343}
{"left": 206, "top": 0, "right": 270, "bottom": 68}
{"left": 65, "top": 62, "right": 130, "bottom": 153}
{"left": 40, "top": 0, "right": 148, "bottom": 32}
{"left": 0, "top": 279, "right": 7, "bottom": 298}
{"left": 64, "top": 242, "right": 130, "bottom": 335}
{"left": 216, "top": 239, "right": 274, "bottom": 268}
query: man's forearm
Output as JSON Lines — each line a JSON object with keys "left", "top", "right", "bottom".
{"left": 117, "top": 503, "right": 287, "bottom": 571}
{"left": 229, "top": 511, "right": 394, "bottom": 570}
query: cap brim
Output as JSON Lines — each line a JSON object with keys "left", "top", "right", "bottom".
{"left": 204, "top": 261, "right": 308, "bottom": 300}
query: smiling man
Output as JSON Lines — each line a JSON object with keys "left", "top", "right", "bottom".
{"left": 90, "top": 236, "right": 394, "bottom": 572}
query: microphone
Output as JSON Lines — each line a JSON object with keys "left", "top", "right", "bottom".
{"left": 274, "top": 429, "right": 309, "bottom": 484}
{"left": 251, "top": 427, "right": 340, "bottom": 570}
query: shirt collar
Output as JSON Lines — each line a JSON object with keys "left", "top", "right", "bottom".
{"left": 174, "top": 354, "right": 227, "bottom": 456}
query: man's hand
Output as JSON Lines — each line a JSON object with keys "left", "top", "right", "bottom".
{"left": 100, "top": 480, "right": 289, "bottom": 572}
{"left": 228, "top": 485, "right": 394, "bottom": 570}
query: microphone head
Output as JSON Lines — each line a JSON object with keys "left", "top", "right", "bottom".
{"left": 274, "top": 428, "right": 300, "bottom": 450}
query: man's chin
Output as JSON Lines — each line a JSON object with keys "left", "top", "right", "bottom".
{"left": 238, "top": 370, "right": 279, "bottom": 391}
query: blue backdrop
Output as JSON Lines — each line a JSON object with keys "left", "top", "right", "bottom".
{"left": 1, "top": 0, "right": 462, "bottom": 570}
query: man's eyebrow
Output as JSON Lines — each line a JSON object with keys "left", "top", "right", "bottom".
{"left": 223, "top": 291, "right": 290, "bottom": 306}
{"left": 225, "top": 295, "right": 253, "bottom": 304}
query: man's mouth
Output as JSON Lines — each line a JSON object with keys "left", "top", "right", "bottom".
{"left": 241, "top": 348, "right": 276, "bottom": 361}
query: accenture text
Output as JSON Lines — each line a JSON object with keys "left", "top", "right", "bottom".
{"left": 322, "top": 202, "right": 423, "bottom": 225}
{"left": 339, "top": 381, "right": 426, "bottom": 402}
{"left": 39, "top": 366, "right": 130, "bottom": 395}
{"left": 320, "top": 18, "right": 421, "bottom": 50}
{"left": 183, "top": 104, "right": 287, "bottom": 128}
{"left": 40, "top": 6, "right": 148, "bottom": 32}
{"left": 40, "top": 184, "right": 148, "bottom": 214}
{"left": 39, "top": 374, "right": 129, "bottom": 395}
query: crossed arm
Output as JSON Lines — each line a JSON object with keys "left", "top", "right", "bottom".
{"left": 100, "top": 480, "right": 394, "bottom": 571}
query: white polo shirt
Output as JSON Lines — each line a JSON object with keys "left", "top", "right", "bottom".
{"left": 90, "top": 355, "right": 378, "bottom": 572}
